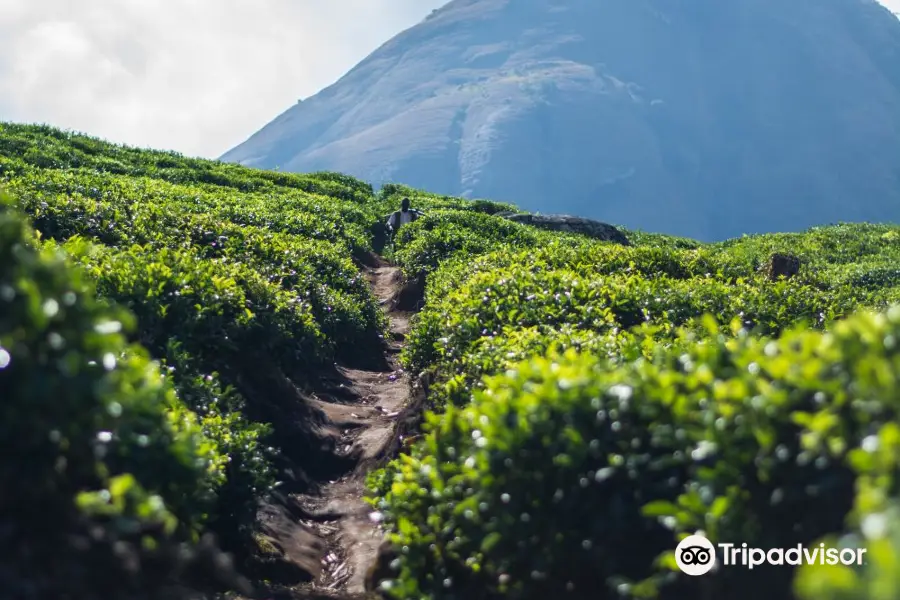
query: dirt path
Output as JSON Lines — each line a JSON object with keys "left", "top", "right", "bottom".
{"left": 278, "top": 258, "right": 416, "bottom": 599}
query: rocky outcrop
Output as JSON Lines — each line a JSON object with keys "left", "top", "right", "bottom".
{"left": 502, "top": 213, "right": 631, "bottom": 246}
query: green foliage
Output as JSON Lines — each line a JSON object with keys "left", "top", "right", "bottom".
{"left": 0, "top": 122, "right": 374, "bottom": 203}
{"left": 0, "top": 122, "right": 390, "bottom": 575}
{"left": 378, "top": 183, "right": 520, "bottom": 215}
{"left": 0, "top": 192, "right": 221, "bottom": 596}
{"left": 371, "top": 187, "right": 900, "bottom": 599}
{"left": 433, "top": 324, "right": 646, "bottom": 408}
{"left": 372, "top": 308, "right": 900, "bottom": 599}
{"left": 616, "top": 228, "right": 703, "bottom": 251}
{"left": 5, "top": 162, "right": 374, "bottom": 253}
{"left": 391, "top": 209, "right": 551, "bottom": 279}
{"left": 712, "top": 223, "right": 900, "bottom": 270}
{"left": 795, "top": 503, "right": 900, "bottom": 600}
{"left": 404, "top": 264, "right": 853, "bottom": 376}
{"left": 423, "top": 239, "right": 748, "bottom": 303}
{"left": 369, "top": 346, "right": 679, "bottom": 600}
{"left": 9, "top": 172, "right": 387, "bottom": 351}
{"left": 159, "top": 342, "right": 277, "bottom": 550}
{"left": 56, "top": 238, "right": 327, "bottom": 377}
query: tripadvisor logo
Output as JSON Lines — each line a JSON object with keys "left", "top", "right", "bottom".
{"left": 675, "top": 535, "right": 717, "bottom": 576}
{"left": 674, "top": 534, "right": 867, "bottom": 576}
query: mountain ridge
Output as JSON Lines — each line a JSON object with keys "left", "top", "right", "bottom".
{"left": 222, "top": 0, "right": 900, "bottom": 241}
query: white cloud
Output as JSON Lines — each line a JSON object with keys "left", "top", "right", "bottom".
{"left": 0, "top": 0, "right": 445, "bottom": 158}
{"left": 0, "top": 0, "right": 897, "bottom": 159}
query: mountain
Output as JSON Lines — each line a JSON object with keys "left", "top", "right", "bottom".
{"left": 220, "top": 0, "right": 900, "bottom": 241}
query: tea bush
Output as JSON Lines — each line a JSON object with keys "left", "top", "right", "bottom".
{"left": 390, "top": 209, "right": 554, "bottom": 279}
{"left": 372, "top": 307, "right": 900, "bottom": 599}
{"left": 794, "top": 502, "right": 900, "bottom": 600}
{"left": 378, "top": 183, "right": 520, "bottom": 215}
{"left": 28, "top": 225, "right": 337, "bottom": 554}
{"left": 433, "top": 324, "right": 647, "bottom": 408}
{"left": 9, "top": 178, "right": 386, "bottom": 353}
{"left": 710, "top": 223, "right": 900, "bottom": 291}
{"left": 404, "top": 265, "right": 854, "bottom": 375}
{"left": 158, "top": 342, "right": 277, "bottom": 551}
{"left": 57, "top": 238, "right": 328, "bottom": 377}
{"left": 371, "top": 190, "right": 900, "bottom": 599}
{"left": 0, "top": 123, "right": 391, "bottom": 571}
{"left": 423, "top": 240, "right": 750, "bottom": 304}
{"left": 617, "top": 228, "right": 703, "bottom": 251}
{"left": 0, "top": 122, "right": 374, "bottom": 203}
{"left": 0, "top": 193, "right": 227, "bottom": 597}
{"left": 5, "top": 165, "right": 374, "bottom": 254}
{"left": 369, "top": 347, "right": 684, "bottom": 600}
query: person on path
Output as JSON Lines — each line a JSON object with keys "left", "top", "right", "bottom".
{"left": 385, "top": 198, "right": 423, "bottom": 241}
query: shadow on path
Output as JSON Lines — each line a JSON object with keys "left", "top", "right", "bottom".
{"left": 248, "top": 255, "right": 424, "bottom": 600}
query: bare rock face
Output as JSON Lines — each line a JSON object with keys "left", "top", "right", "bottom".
{"left": 222, "top": 0, "right": 900, "bottom": 241}
{"left": 502, "top": 213, "right": 631, "bottom": 245}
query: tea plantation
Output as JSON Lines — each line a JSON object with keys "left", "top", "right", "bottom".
{"left": 3, "top": 122, "right": 900, "bottom": 600}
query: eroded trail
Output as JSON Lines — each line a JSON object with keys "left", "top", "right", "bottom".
{"left": 277, "top": 258, "right": 418, "bottom": 600}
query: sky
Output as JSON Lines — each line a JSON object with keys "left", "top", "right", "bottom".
{"left": 1, "top": 0, "right": 898, "bottom": 160}
{"left": 0, "top": 0, "right": 446, "bottom": 159}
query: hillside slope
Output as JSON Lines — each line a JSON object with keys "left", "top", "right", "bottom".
{"left": 369, "top": 184, "right": 900, "bottom": 600}
{"left": 0, "top": 122, "right": 399, "bottom": 599}
{"left": 0, "top": 122, "right": 515, "bottom": 600}
{"left": 221, "top": 0, "right": 900, "bottom": 241}
{"left": 7, "top": 122, "right": 900, "bottom": 600}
